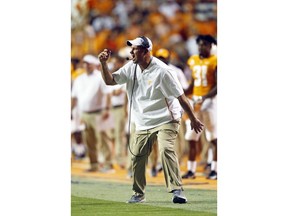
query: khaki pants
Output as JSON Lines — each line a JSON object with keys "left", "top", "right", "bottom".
{"left": 175, "top": 118, "right": 188, "bottom": 163}
{"left": 131, "top": 122, "right": 183, "bottom": 195}
{"left": 81, "top": 112, "right": 113, "bottom": 169}
{"left": 111, "top": 106, "right": 126, "bottom": 166}
{"left": 149, "top": 118, "right": 188, "bottom": 168}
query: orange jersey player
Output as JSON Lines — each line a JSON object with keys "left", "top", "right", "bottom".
{"left": 183, "top": 35, "right": 218, "bottom": 180}
{"left": 187, "top": 54, "right": 217, "bottom": 98}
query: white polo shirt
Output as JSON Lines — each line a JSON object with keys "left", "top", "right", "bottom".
{"left": 110, "top": 84, "right": 126, "bottom": 107}
{"left": 71, "top": 70, "right": 112, "bottom": 112}
{"left": 112, "top": 57, "right": 184, "bottom": 130}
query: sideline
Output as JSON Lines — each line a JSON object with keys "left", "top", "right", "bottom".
{"left": 71, "top": 157, "right": 217, "bottom": 191}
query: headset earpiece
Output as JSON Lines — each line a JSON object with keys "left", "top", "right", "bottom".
{"left": 140, "top": 36, "right": 150, "bottom": 49}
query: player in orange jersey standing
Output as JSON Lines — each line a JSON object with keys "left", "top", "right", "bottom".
{"left": 182, "top": 35, "right": 218, "bottom": 180}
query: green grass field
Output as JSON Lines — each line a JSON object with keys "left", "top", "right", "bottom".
{"left": 71, "top": 177, "right": 217, "bottom": 216}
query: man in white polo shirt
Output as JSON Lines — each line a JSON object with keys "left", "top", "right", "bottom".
{"left": 98, "top": 36, "right": 203, "bottom": 204}
{"left": 71, "top": 54, "right": 113, "bottom": 172}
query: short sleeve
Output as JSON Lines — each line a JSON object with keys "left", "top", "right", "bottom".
{"left": 112, "top": 62, "right": 133, "bottom": 84}
{"left": 160, "top": 69, "right": 184, "bottom": 98}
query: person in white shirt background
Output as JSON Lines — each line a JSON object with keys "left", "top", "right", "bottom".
{"left": 108, "top": 55, "right": 128, "bottom": 169}
{"left": 71, "top": 54, "right": 114, "bottom": 172}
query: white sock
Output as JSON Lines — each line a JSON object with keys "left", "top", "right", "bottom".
{"left": 211, "top": 161, "right": 217, "bottom": 172}
{"left": 187, "top": 161, "right": 197, "bottom": 173}
{"left": 207, "top": 147, "right": 213, "bottom": 164}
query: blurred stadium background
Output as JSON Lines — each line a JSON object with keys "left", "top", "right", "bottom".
{"left": 71, "top": 0, "right": 217, "bottom": 71}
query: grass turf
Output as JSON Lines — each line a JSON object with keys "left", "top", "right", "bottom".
{"left": 71, "top": 177, "right": 217, "bottom": 216}
{"left": 72, "top": 195, "right": 216, "bottom": 216}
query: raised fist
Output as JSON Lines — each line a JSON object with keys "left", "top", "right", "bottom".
{"left": 98, "top": 49, "right": 111, "bottom": 63}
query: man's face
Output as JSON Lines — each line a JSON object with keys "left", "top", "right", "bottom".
{"left": 83, "top": 62, "right": 95, "bottom": 73}
{"left": 130, "top": 45, "right": 146, "bottom": 64}
{"left": 198, "top": 40, "right": 212, "bottom": 58}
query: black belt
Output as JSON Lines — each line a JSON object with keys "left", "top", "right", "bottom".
{"left": 113, "top": 105, "right": 124, "bottom": 109}
{"left": 169, "top": 118, "right": 181, "bottom": 124}
{"left": 84, "top": 109, "right": 102, "bottom": 114}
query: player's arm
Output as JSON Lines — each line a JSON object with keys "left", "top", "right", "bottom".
{"left": 98, "top": 49, "right": 117, "bottom": 85}
{"left": 184, "top": 57, "right": 195, "bottom": 95}
{"left": 202, "top": 67, "right": 217, "bottom": 101}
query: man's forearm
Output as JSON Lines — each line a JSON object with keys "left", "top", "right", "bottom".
{"left": 98, "top": 49, "right": 117, "bottom": 85}
{"left": 178, "top": 93, "right": 204, "bottom": 134}
{"left": 100, "top": 62, "right": 116, "bottom": 85}
{"left": 178, "top": 94, "right": 196, "bottom": 121}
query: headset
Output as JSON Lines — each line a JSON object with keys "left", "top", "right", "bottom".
{"left": 140, "top": 36, "right": 150, "bottom": 49}
{"left": 127, "top": 63, "right": 153, "bottom": 159}
{"left": 127, "top": 36, "right": 152, "bottom": 159}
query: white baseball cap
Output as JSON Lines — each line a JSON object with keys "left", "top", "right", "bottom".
{"left": 127, "top": 36, "right": 153, "bottom": 51}
{"left": 83, "top": 54, "right": 100, "bottom": 65}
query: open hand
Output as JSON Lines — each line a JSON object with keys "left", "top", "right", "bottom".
{"left": 190, "top": 118, "right": 204, "bottom": 134}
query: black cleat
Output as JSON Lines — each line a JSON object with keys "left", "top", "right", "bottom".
{"left": 182, "top": 171, "right": 196, "bottom": 179}
{"left": 207, "top": 170, "right": 217, "bottom": 180}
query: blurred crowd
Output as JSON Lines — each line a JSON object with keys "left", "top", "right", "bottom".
{"left": 71, "top": 0, "right": 217, "bottom": 179}
{"left": 71, "top": 0, "right": 216, "bottom": 71}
